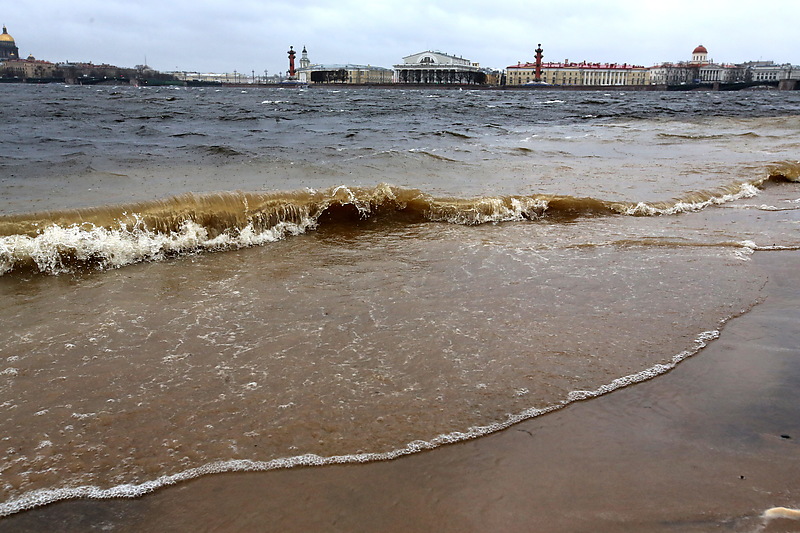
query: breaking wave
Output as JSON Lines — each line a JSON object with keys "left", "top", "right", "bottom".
{"left": 1, "top": 161, "right": 797, "bottom": 276}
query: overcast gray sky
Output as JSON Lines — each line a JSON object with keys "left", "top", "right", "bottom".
{"left": 5, "top": 0, "right": 798, "bottom": 75}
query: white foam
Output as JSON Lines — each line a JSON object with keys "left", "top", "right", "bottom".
{"left": 0, "top": 326, "right": 724, "bottom": 517}
{"left": 726, "top": 202, "right": 798, "bottom": 212}
{"left": 0, "top": 214, "right": 316, "bottom": 276}
{"left": 735, "top": 240, "right": 757, "bottom": 261}
{"left": 71, "top": 412, "right": 97, "bottom": 420}
{"left": 623, "top": 183, "right": 760, "bottom": 216}
{"left": 428, "top": 197, "right": 549, "bottom": 225}
{"left": 739, "top": 241, "right": 800, "bottom": 253}
{"left": 763, "top": 506, "right": 800, "bottom": 520}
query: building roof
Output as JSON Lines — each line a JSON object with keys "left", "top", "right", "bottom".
{"left": 0, "top": 26, "right": 15, "bottom": 43}
{"left": 693, "top": 45, "right": 708, "bottom": 54}
{"left": 507, "top": 61, "right": 646, "bottom": 70}
{"left": 297, "top": 64, "right": 391, "bottom": 71}
{"left": 398, "top": 51, "right": 474, "bottom": 67}
{"left": 402, "top": 50, "right": 467, "bottom": 62}
{"left": 3, "top": 57, "right": 54, "bottom": 65}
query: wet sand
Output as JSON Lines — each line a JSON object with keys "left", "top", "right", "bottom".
{"left": 2, "top": 251, "right": 799, "bottom": 533}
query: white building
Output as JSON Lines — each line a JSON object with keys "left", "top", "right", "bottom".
{"left": 648, "top": 63, "right": 693, "bottom": 85}
{"left": 650, "top": 45, "right": 743, "bottom": 85}
{"left": 748, "top": 62, "right": 799, "bottom": 82}
{"left": 394, "top": 51, "right": 485, "bottom": 84}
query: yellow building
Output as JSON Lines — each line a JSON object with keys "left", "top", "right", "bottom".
{"left": 506, "top": 61, "right": 650, "bottom": 87}
{"left": 0, "top": 56, "right": 57, "bottom": 79}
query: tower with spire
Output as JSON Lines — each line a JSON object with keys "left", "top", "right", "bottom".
{"left": 299, "top": 46, "right": 310, "bottom": 70}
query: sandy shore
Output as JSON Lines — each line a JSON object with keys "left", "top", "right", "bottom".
{"left": 2, "top": 251, "right": 799, "bottom": 533}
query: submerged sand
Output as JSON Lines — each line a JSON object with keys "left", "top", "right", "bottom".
{"left": 1, "top": 251, "right": 798, "bottom": 532}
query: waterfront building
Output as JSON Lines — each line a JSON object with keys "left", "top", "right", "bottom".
{"left": 648, "top": 63, "right": 693, "bottom": 86}
{"left": 746, "top": 62, "right": 799, "bottom": 82}
{"left": 650, "top": 45, "right": 737, "bottom": 85}
{"left": 0, "top": 56, "right": 57, "bottom": 80}
{"left": 506, "top": 60, "right": 649, "bottom": 86}
{"left": 297, "top": 63, "right": 393, "bottom": 84}
{"left": 650, "top": 45, "right": 745, "bottom": 85}
{"left": 481, "top": 68, "right": 502, "bottom": 86}
{"left": 0, "top": 26, "right": 20, "bottom": 61}
{"left": 295, "top": 48, "right": 393, "bottom": 84}
{"left": 394, "top": 51, "right": 485, "bottom": 85}
{"left": 689, "top": 45, "right": 742, "bottom": 83}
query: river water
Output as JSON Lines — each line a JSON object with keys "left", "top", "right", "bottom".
{"left": 0, "top": 84, "right": 798, "bottom": 515}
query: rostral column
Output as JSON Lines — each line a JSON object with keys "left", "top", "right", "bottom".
{"left": 534, "top": 44, "right": 544, "bottom": 82}
{"left": 287, "top": 46, "right": 297, "bottom": 78}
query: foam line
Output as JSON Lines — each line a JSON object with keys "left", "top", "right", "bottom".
{"left": 0, "top": 327, "right": 721, "bottom": 517}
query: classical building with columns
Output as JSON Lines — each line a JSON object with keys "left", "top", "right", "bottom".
{"left": 506, "top": 60, "right": 649, "bottom": 86}
{"left": 394, "top": 51, "right": 486, "bottom": 85}
{"left": 649, "top": 45, "right": 744, "bottom": 85}
{"left": 505, "top": 43, "right": 648, "bottom": 86}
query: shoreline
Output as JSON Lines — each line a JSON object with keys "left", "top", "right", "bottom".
{"left": 3, "top": 80, "right": 796, "bottom": 91}
{"left": 1, "top": 250, "right": 798, "bottom": 532}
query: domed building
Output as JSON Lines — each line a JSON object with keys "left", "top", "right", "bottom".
{"left": 0, "top": 26, "right": 20, "bottom": 61}
{"left": 690, "top": 45, "right": 708, "bottom": 64}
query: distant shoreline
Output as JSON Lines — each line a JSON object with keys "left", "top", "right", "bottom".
{"left": 180, "top": 80, "right": 794, "bottom": 91}
{"left": 0, "top": 78, "right": 795, "bottom": 91}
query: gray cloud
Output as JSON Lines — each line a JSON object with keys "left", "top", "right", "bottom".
{"left": 5, "top": 0, "right": 798, "bottom": 75}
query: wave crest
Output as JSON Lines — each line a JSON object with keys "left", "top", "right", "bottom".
{"left": 1, "top": 164, "right": 796, "bottom": 275}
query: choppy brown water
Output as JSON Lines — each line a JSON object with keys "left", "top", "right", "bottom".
{"left": 0, "top": 85, "right": 798, "bottom": 515}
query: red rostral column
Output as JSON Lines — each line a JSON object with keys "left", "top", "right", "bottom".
{"left": 287, "top": 46, "right": 297, "bottom": 78}
{"left": 534, "top": 43, "right": 544, "bottom": 82}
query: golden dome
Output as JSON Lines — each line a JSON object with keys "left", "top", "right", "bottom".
{"left": 0, "top": 26, "right": 15, "bottom": 43}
